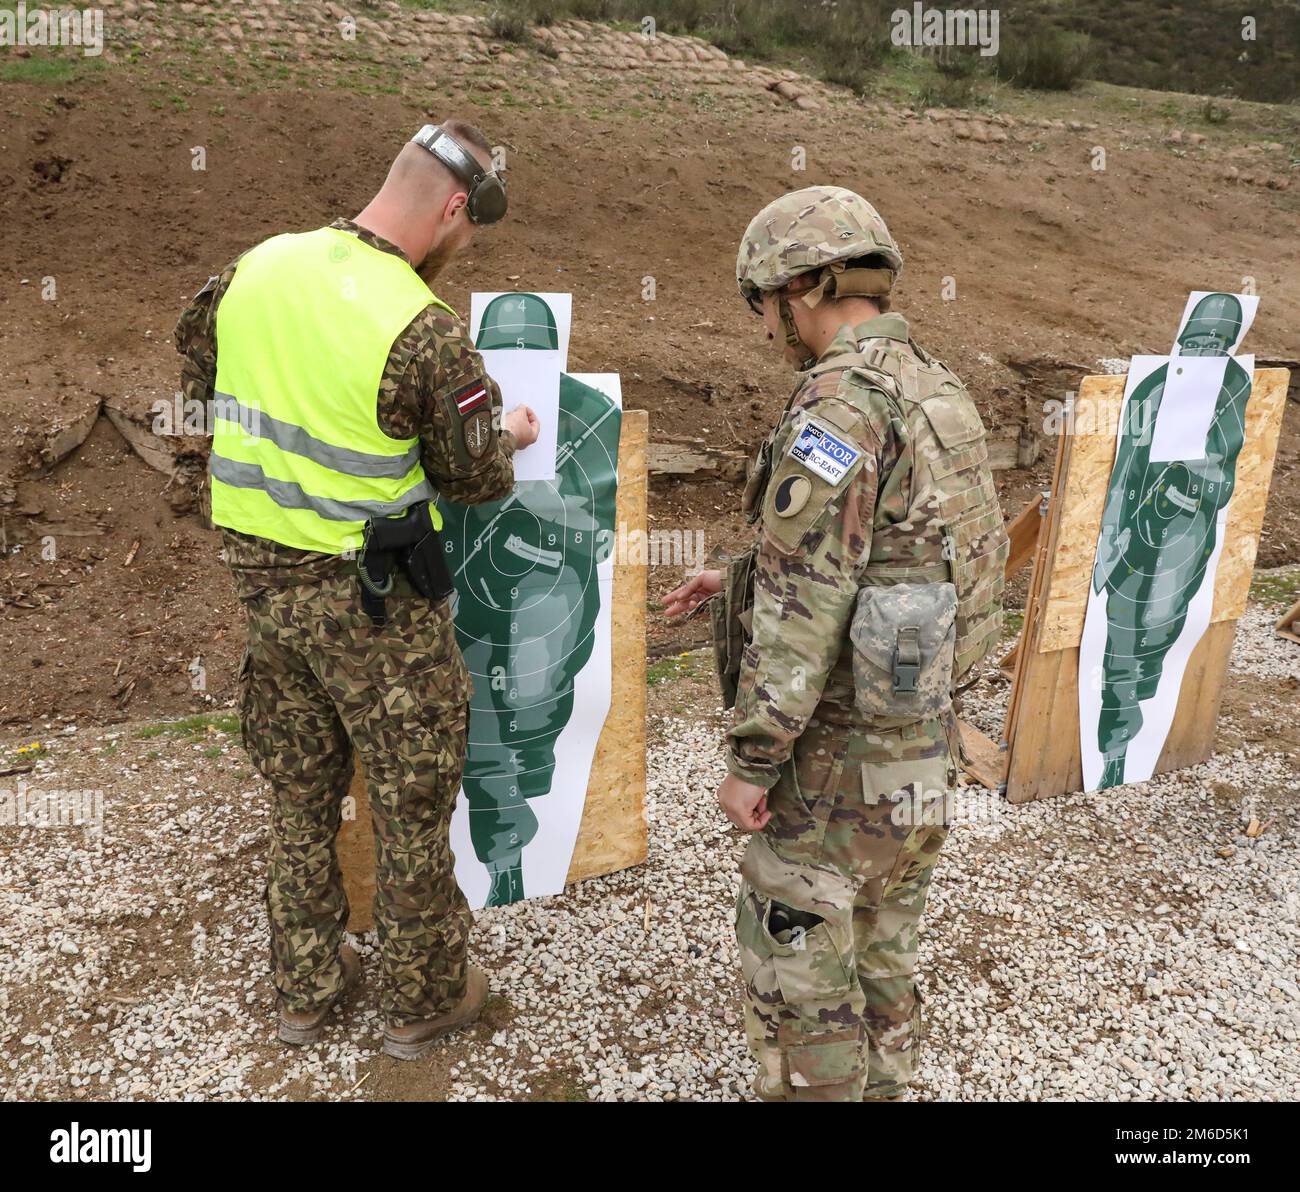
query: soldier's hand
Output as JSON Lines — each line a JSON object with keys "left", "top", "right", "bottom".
{"left": 504, "top": 404, "right": 540, "bottom": 449}
{"left": 717, "top": 773, "right": 771, "bottom": 832}
{"left": 662, "top": 569, "right": 722, "bottom": 619}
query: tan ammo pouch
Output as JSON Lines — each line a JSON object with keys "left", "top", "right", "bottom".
{"left": 850, "top": 581, "right": 957, "bottom": 720}
{"left": 708, "top": 544, "right": 757, "bottom": 710}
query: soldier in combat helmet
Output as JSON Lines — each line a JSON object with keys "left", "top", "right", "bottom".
{"left": 665, "top": 186, "right": 1009, "bottom": 1101}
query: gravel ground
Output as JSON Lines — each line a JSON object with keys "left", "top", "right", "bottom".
{"left": 1, "top": 598, "right": 1296, "bottom": 1102}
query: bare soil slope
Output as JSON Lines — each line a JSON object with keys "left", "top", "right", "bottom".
{"left": 2, "top": 0, "right": 1298, "bottom": 726}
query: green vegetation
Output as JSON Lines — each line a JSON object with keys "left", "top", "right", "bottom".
{"left": 0, "top": 53, "right": 105, "bottom": 86}
{"left": 7, "top": 741, "right": 48, "bottom": 766}
{"left": 486, "top": 7, "right": 535, "bottom": 43}
{"left": 1250, "top": 567, "right": 1300, "bottom": 608}
{"left": 476, "top": 0, "right": 1298, "bottom": 103}
{"left": 993, "top": 29, "right": 1092, "bottom": 92}
{"left": 134, "top": 713, "right": 240, "bottom": 741}
{"left": 647, "top": 651, "right": 711, "bottom": 686}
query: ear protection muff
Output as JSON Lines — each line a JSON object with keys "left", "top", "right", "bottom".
{"left": 410, "top": 124, "right": 508, "bottom": 225}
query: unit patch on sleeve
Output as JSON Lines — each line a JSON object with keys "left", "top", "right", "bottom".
{"left": 463, "top": 407, "right": 494, "bottom": 459}
{"left": 786, "top": 418, "right": 861, "bottom": 486}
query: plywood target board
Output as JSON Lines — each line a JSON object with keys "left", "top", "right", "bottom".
{"left": 961, "top": 367, "right": 1289, "bottom": 804}
{"left": 1037, "top": 369, "right": 1288, "bottom": 653}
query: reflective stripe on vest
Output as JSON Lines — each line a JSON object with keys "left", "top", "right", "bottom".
{"left": 209, "top": 226, "right": 455, "bottom": 554}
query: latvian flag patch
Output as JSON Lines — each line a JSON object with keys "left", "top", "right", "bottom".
{"left": 454, "top": 379, "right": 489, "bottom": 416}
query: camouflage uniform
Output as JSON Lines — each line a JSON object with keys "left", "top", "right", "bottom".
{"left": 725, "top": 188, "right": 1008, "bottom": 1101}
{"left": 174, "top": 220, "right": 516, "bottom": 1025}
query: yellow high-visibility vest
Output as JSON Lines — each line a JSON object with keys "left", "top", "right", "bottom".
{"left": 210, "top": 226, "right": 456, "bottom": 553}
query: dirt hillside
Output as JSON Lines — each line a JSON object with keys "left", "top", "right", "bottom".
{"left": 2, "top": 0, "right": 1298, "bottom": 727}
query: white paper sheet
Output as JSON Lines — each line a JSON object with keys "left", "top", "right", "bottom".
{"left": 469, "top": 292, "right": 573, "bottom": 483}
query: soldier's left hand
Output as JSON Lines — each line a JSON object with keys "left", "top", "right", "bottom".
{"left": 716, "top": 774, "right": 771, "bottom": 832}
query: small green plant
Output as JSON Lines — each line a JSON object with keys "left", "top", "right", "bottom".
{"left": 917, "top": 73, "right": 978, "bottom": 109}
{"left": 647, "top": 652, "right": 708, "bottom": 686}
{"left": 994, "top": 28, "right": 1092, "bottom": 92}
{"left": 8, "top": 741, "right": 48, "bottom": 766}
{"left": 1200, "top": 98, "right": 1231, "bottom": 125}
{"left": 487, "top": 8, "right": 534, "bottom": 43}
{"left": 135, "top": 713, "right": 240, "bottom": 741}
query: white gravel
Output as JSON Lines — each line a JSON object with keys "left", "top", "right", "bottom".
{"left": 1, "top": 602, "right": 1296, "bottom": 1101}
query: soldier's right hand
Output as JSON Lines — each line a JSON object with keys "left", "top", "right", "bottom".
{"left": 662, "top": 569, "right": 722, "bottom": 619}
{"left": 504, "top": 404, "right": 540, "bottom": 449}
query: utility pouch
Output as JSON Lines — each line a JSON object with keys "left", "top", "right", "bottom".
{"left": 358, "top": 501, "right": 454, "bottom": 625}
{"left": 709, "top": 544, "right": 758, "bottom": 709}
{"left": 850, "top": 581, "right": 957, "bottom": 720}
{"left": 741, "top": 437, "right": 773, "bottom": 524}
{"left": 402, "top": 520, "right": 455, "bottom": 603}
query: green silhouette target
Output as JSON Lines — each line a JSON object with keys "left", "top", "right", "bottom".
{"left": 440, "top": 375, "right": 622, "bottom": 905}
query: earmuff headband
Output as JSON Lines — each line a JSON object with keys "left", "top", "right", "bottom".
{"left": 410, "top": 124, "right": 507, "bottom": 225}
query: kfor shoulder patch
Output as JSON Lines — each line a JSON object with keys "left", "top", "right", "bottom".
{"left": 787, "top": 417, "right": 861, "bottom": 486}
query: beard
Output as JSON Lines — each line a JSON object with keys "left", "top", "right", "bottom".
{"left": 416, "top": 235, "right": 462, "bottom": 284}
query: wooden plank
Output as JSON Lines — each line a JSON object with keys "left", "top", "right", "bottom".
{"left": 1005, "top": 646, "right": 1077, "bottom": 804}
{"left": 1154, "top": 620, "right": 1235, "bottom": 773}
{"left": 1277, "top": 597, "right": 1300, "bottom": 645}
{"left": 336, "top": 764, "right": 376, "bottom": 931}
{"left": 1004, "top": 419, "right": 1073, "bottom": 752}
{"left": 1214, "top": 370, "right": 1290, "bottom": 621}
{"left": 340, "top": 412, "right": 649, "bottom": 931}
{"left": 1003, "top": 491, "right": 1047, "bottom": 582}
{"left": 997, "top": 638, "right": 1019, "bottom": 681}
{"left": 957, "top": 720, "right": 1005, "bottom": 790}
{"left": 1038, "top": 369, "right": 1290, "bottom": 652}
{"left": 1004, "top": 421, "right": 1078, "bottom": 803}
{"left": 648, "top": 437, "right": 747, "bottom": 481}
{"left": 566, "top": 410, "right": 649, "bottom": 883}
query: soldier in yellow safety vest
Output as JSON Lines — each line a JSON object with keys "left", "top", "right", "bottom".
{"left": 174, "top": 120, "right": 539, "bottom": 1059}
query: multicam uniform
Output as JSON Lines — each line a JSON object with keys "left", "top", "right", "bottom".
{"left": 174, "top": 219, "right": 515, "bottom": 1025}
{"left": 722, "top": 189, "right": 1008, "bottom": 1101}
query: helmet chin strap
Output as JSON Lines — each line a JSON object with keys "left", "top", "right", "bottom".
{"left": 778, "top": 293, "right": 816, "bottom": 371}
{"left": 772, "top": 263, "right": 898, "bottom": 371}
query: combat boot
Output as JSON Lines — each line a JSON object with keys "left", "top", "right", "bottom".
{"left": 277, "top": 944, "right": 363, "bottom": 1045}
{"left": 382, "top": 965, "right": 489, "bottom": 1060}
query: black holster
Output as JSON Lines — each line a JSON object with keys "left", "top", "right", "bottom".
{"left": 357, "top": 501, "right": 455, "bottom": 625}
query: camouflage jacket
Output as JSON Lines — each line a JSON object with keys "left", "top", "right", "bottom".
{"left": 174, "top": 219, "right": 516, "bottom": 599}
{"left": 726, "top": 313, "right": 937, "bottom": 789}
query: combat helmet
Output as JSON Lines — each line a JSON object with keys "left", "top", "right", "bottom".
{"left": 1176, "top": 292, "right": 1243, "bottom": 357}
{"left": 477, "top": 292, "right": 559, "bottom": 350}
{"left": 737, "top": 186, "right": 902, "bottom": 363}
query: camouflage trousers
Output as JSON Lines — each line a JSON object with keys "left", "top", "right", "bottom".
{"left": 735, "top": 716, "right": 954, "bottom": 1102}
{"left": 238, "top": 570, "right": 473, "bottom": 1026}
